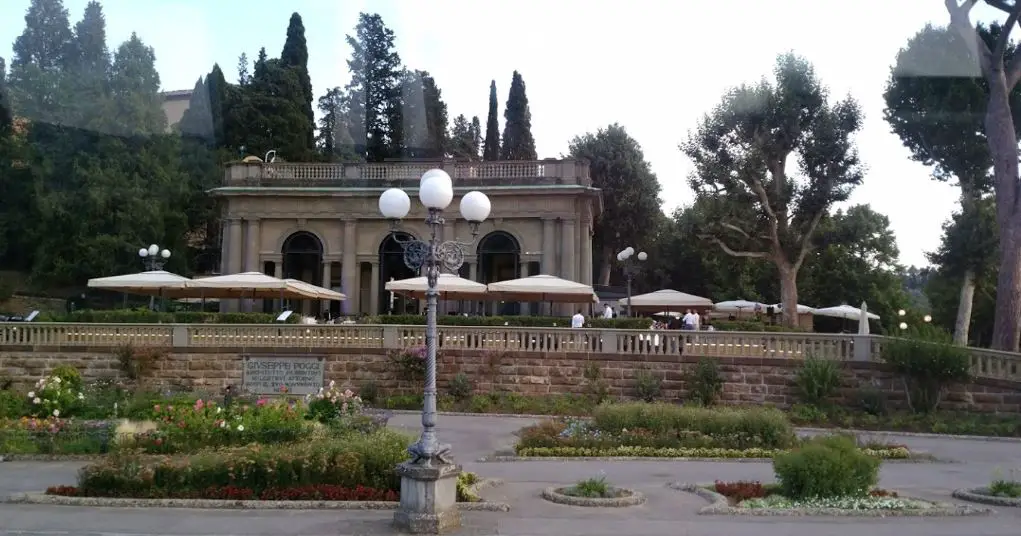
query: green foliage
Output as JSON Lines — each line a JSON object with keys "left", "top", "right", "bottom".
{"left": 794, "top": 356, "right": 843, "bottom": 406}
{"left": 359, "top": 380, "right": 379, "bottom": 404}
{"left": 566, "top": 476, "right": 613, "bottom": 498}
{"left": 368, "top": 314, "right": 652, "bottom": 329}
{"left": 43, "top": 310, "right": 295, "bottom": 323}
{"left": 77, "top": 431, "right": 412, "bottom": 497}
{"left": 500, "top": 70, "right": 536, "bottom": 160}
{"left": 114, "top": 344, "right": 163, "bottom": 381}
{"left": 449, "top": 114, "right": 482, "bottom": 160}
{"left": 686, "top": 357, "right": 724, "bottom": 407}
{"left": 482, "top": 80, "right": 500, "bottom": 161}
{"left": 344, "top": 13, "right": 404, "bottom": 161}
{"left": 589, "top": 403, "right": 796, "bottom": 449}
{"left": 582, "top": 363, "right": 610, "bottom": 404}
{"left": 881, "top": 326, "right": 972, "bottom": 413}
{"left": 386, "top": 347, "right": 427, "bottom": 382}
{"left": 989, "top": 474, "right": 1021, "bottom": 498}
{"left": 447, "top": 373, "right": 472, "bottom": 402}
{"left": 0, "top": 390, "right": 26, "bottom": 419}
{"left": 773, "top": 435, "right": 880, "bottom": 499}
{"left": 633, "top": 369, "right": 663, "bottom": 402}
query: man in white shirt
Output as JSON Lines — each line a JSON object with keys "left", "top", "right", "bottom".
{"left": 682, "top": 310, "right": 698, "bottom": 330}
{"left": 603, "top": 304, "right": 614, "bottom": 319}
{"left": 571, "top": 310, "right": 585, "bottom": 328}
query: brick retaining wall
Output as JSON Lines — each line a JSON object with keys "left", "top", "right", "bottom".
{"left": 1, "top": 346, "right": 1019, "bottom": 413}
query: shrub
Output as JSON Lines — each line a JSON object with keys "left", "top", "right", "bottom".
{"left": 26, "top": 369, "right": 84, "bottom": 418}
{"left": 0, "top": 418, "right": 113, "bottom": 454}
{"left": 773, "top": 434, "right": 880, "bottom": 499}
{"left": 582, "top": 363, "right": 610, "bottom": 403}
{"left": 114, "top": 344, "right": 164, "bottom": 381}
{"left": 0, "top": 390, "right": 26, "bottom": 419}
{"left": 686, "top": 358, "right": 723, "bottom": 406}
{"left": 447, "top": 373, "right": 472, "bottom": 401}
{"left": 793, "top": 356, "right": 842, "bottom": 406}
{"left": 589, "top": 403, "right": 796, "bottom": 449}
{"left": 304, "top": 381, "right": 363, "bottom": 424}
{"left": 881, "top": 327, "right": 971, "bottom": 413}
{"left": 76, "top": 430, "right": 413, "bottom": 497}
{"left": 633, "top": 369, "right": 663, "bottom": 402}
{"left": 359, "top": 381, "right": 379, "bottom": 404}
{"left": 566, "top": 475, "right": 613, "bottom": 498}
{"left": 387, "top": 347, "right": 428, "bottom": 382}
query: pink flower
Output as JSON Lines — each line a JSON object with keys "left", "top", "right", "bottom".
{"left": 194, "top": 399, "right": 204, "bottom": 411}
{"left": 256, "top": 398, "right": 267, "bottom": 407}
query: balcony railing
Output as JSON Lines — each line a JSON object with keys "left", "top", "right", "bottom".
{"left": 3, "top": 322, "right": 1019, "bottom": 382}
{"left": 219, "top": 160, "right": 592, "bottom": 188}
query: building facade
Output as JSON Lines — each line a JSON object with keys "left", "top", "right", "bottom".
{"left": 212, "top": 160, "right": 602, "bottom": 316}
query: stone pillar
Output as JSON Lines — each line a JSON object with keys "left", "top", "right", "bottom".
{"left": 243, "top": 219, "right": 261, "bottom": 313}
{"left": 342, "top": 220, "right": 358, "bottom": 315}
{"left": 370, "top": 261, "right": 380, "bottom": 315}
{"left": 225, "top": 218, "right": 244, "bottom": 312}
{"left": 393, "top": 463, "right": 462, "bottom": 533}
{"left": 580, "top": 218, "right": 593, "bottom": 286}
{"left": 519, "top": 261, "right": 531, "bottom": 316}
{"left": 218, "top": 219, "right": 229, "bottom": 275}
{"left": 561, "top": 219, "right": 577, "bottom": 315}
{"left": 541, "top": 218, "right": 556, "bottom": 316}
{"left": 273, "top": 262, "right": 283, "bottom": 312}
{"left": 321, "top": 260, "right": 332, "bottom": 317}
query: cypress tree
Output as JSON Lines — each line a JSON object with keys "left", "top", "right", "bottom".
{"left": 482, "top": 80, "right": 499, "bottom": 161}
{"left": 280, "top": 13, "right": 315, "bottom": 152}
{"left": 500, "top": 70, "right": 536, "bottom": 160}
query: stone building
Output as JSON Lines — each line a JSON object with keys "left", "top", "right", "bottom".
{"left": 212, "top": 160, "right": 602, "bottom": 316}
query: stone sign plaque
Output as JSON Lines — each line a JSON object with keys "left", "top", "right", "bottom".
{"left": 242, "top": 355, "right": 325, "bottom": 396}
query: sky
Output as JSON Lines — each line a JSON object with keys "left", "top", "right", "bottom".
{"left": 1, "top": 0, "right": 1010, "bottom": 267}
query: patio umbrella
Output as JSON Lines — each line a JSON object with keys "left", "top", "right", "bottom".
{"left": 87, "top": 270, "right": 191, "bottom": 296}
{"left": 385, "top": 274, "right": 488, "bottom": 301}
{"left": 771, "top": 303, "right": 816, "bottom": 314}
{"left": 713, "top": 300, "right": 767, "bottom": 314}
{"left": 184, "top": 272, "right": 342, "bottom": 300}
{"left": 618, "top": 289, "right": 713, "bottom": 311}
{"left": 486, "top": 274, "right": 598, "bottom": 303}
{"left": 813, "top": 304, "right": 880, "bottom": 322}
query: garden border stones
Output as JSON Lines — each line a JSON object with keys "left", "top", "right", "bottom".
{"left": 478, "top": 455, "right": 939, "bottom": 464}
{"left": 5, "top": 479, "right": 510, "bottom": 512}
{"left": 541, "top": 486, "right": 645, "bottom": 508}
{"left": 952, "top": 488, "right": 1021, "bottom": 507}
{"left": 668, "top": 482, "right": 993, "bottom": 517}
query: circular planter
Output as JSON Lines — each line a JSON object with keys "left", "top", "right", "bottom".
{"left": 953, "top": 488, "right": 1021, "bottom": 507}
{"left": 541, "top": 486, "right": 645, "bottom": 507}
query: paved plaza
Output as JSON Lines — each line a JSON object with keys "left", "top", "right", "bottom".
{"left": 1, "top": 413, "right": 1020, "bottom": 536}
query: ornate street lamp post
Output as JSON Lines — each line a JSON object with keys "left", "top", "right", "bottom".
{"left": 378, "top": 169, "right": 491, "bottom": 534}
{"left": 617, "top": 247, "right": 646, "bottom": 317}
{"left": 139, "top": 244, "right": 171, "bottom": 310}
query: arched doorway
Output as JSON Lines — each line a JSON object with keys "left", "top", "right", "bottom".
{"left": 282, "top": 231, "right": 323, "bottom": 315}
{"left": 478, "top": 231, "right": 521, "bottom": 315}
{"left": 379, "top": 232, "right": 419, "bottom": 315}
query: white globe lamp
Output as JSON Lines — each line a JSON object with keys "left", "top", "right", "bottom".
{"left": 419, "top": 169, "right": 454, "bottom": 210}
{"left": 625, "top": 246, "right": 635, "bottom": 257}
{"left": 899, "top": 322, "right": 908, "bottom": 330}
{"left": 161, "top": 249, "right": 171, "bottom": 259}
{"left": 138, "top": 248, "right": 148, "bottom": 258}
{"left": 898, "top": 309, "right": 906, "bottom": 317}
{"left": 637, "top": 251, "right": 648, "bottom": 261}
{"left": 148, "top": 244, "right": 159, "bottom": 256}
{"left": 616, "top": 251, "right": 626, "bottom": 261}
{"left": 923, "top": 315, "right": 932, "bottom": 323}
{"left": 459, "top": 190, "right": 491, "bottom": 222}
{"left": 379, "top": 188, "right": 411, "bottom": 220}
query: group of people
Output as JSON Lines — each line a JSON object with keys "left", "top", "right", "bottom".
{"left": 569, "top": 305, "right": 714, "bottom": 330}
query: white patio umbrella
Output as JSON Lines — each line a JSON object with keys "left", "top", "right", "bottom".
{"left": 713, "top": 299, "right": 767, "bottom": 314}
{"left": 87, "top": 270, "right": 191, "bottom": 296}
{"left": 618, "top": 289, "right": 713, "bottom": 310}
{"left": 772, "top": 303, "right": 816, "bottom": 314}
{"left": 486, "top": 274, "right": 598, "bottom": 303}
{"left": 386, "top": 273, "right": 488, "bottom": 300}
{"left": 812, "top": 304, "right": 880, "bottom": 322}
{"left": 185, "top": 272, "right": 344, "bottom": 300}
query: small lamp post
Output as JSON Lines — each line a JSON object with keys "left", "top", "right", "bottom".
{"left": 139, "top": 244, "right": 171, "bottom": 311}
{"left": 617, "top": 247, "right": 647, "bottom": 317}
{"left": 378, "top": 169, "right": 491, "bottom": 534}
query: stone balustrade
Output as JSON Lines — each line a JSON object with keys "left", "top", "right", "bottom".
{"left": 2, "top": 322, "right": 1019, "bottom": 382}
{"left": 221, "top": 159, "right": 592, "bottom": 188}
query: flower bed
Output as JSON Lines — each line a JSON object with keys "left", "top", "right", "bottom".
{"left": 514, "top": 404, "right": 915, "bottom": 459}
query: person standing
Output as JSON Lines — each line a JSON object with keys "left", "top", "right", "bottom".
{"left": 603, "top": 304, "right": 614, "bottom": 319}
{"left": 572, "top": 309, "right": 586, "bottom": 328}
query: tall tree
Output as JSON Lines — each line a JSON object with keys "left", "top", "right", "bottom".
{"left": 680, "top": 54, "right": 864, "bottom": 327}
{"left": 316, "top": 86, "right": 357, "bottom": 160}
{"left": 7, "top": 0, "right": 74, "bottom": 125}
{"left": 569, "top": 124, "right": 662, "bottom": 285}
{"left": 482, "top": 80, "right": 499, "bottom": 160}
{"left": 65, "top": 0, "right": 110, "bottom": 130}
{"left": 0, "top": 58, "right": 11, "bottom": 133}
{"left": 108, "top": 33, "right": 166, "bottom": 136}
{"left": 344, "top": 13, "right": 403, "bottom": 162}
{"left": 943, "top": 0, "right": 1021, "bottom": 350}
{"left": 500, "top": 70, "right": 536, "bottom": 160}
{"left": 236, "top": 53, "right": 250, "bottom": 86}
{"left": 884, "top": 22, "right": 1019, "bottom": 344}
{"left": 449, "top": 114, "right": 481, "bottom": 160}
{"left": 279, "top": 12, "right": 315, "bottom": 151}
{"left": 240, "top": 55, "right": 309, "bottom": 160}
{"left": 400, "top": 70, "right": 448, "bottom": 158}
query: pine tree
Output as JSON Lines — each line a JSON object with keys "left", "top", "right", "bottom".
{"left": 0, "top": 58, "right": 12, "bottom": 134}
{"left": 500, "top": 70, "right": 536, "bottom": 160}
{"left": 400, "top": 70, "right": 448, "bottom": 158}
{"left": 449, "top": 114, "right": 474, "bottom": 159}
{"left": 109, "top": 33, "right": 166, "bottom": 136}
{"left": 482, "top": 80, "right": 499, "bottom": 161}
{"left": 8, "top": 0, "right": 75, "bottom": 124}
{"left": 280, "top": 12, "right": 315, "bottom": 152}
{"left": 345, "top": 13, "right": 403, "bottom": 162}
{"left": 66, "top": 1, "right": 110, "bottom": 130}
{"left": 316, "top": 86, "right": 357, "bottom": 160}
{"left": 236, "top": 53, "right": 250, "bottom": 86}
{"left": 470, "top": 116, "right": 482, "bottom": 158}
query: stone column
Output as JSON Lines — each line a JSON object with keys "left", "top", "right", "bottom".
{"left": 519, "top": 261, "right": 531, "bottom": 316}
{"left": 561, "top": 219, "right": 577, "bottom": 316}
{"left": 273, "top": 262, "right": 283, "bottom": 312}
{"left": 243, "top": 219, "right": 261, "bottom": 312}
{"left": 225, "top": 218, "right": 244, "bottom": 312}
{"left": 580, "top": 218, "right": 593, "bottom": 286}
{"left": 218, "top": 219, "right": 229, "bottom": 275}
{"left": 342, "top": 219, "right": 358, "bottom": 315}
{"left": 321, "top": 260, "right": 332, "bottom": 317}
{"left": 541, "top": 218, "right": 556, "bottom": 316}
{"left": 370, "top": 261, "right": 380, "bottom": 315}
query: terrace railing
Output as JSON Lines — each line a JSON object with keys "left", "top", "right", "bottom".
{"left": 1, "top": 322, "right": 1018, "bottom": 382}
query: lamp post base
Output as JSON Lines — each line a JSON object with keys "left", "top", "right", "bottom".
{"left": 393, "top": 461, "right": 462, "bottom": 534}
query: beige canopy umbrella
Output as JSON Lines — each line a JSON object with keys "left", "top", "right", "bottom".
{"left": 87, "top": 270, "right": 191, "bottom": 297}
{"left": 618, "top": 289, "right": 713, "bottom": 311}
{"left": 184, "top": 272, "right": 344, "bottom": 300}
{"left": 486, "top": 274, "right": 598, "bottom": 303}
{"left": 385, "top": 274, "right": 487, "bottom": 300}
{"left": 813, "top": 304, "right": 880, "bottom": 322}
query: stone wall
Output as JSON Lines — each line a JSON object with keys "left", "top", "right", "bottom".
{"left": 1, "top": 346, "right": 1019, "bottom": 413}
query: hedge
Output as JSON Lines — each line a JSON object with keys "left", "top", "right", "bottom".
{"left": 38, "top": 310, "right": 297, "bottom": 324}
{"left": 711, "top": 320, "right": 807, "bottom": 332}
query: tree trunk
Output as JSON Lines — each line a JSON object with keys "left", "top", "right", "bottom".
{"left": 985, "top": 75, "right": 1021, "bottom": 351}
{"left": 953, "top": 269, "right": 976, "bottom": 346}
{"left": 778, "top": 264, "right": 799, "bottom": 328}
{"left": 598, "top": 249, "right": 613, "bottom": 286}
